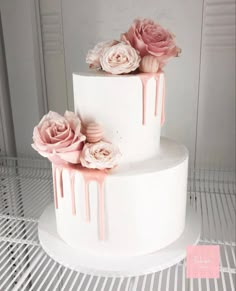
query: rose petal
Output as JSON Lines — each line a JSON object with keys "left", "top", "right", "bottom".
{"left": 100, "top": 43, "right": 141, "bottom": 74}
{"left": 32, "top": 111, "right": 85, "bottom": 164}
{"left": 56, "top": 151, "right": 81, "bottom": 164}
{"left": 32, "top": 126, "right": 45, "bottom": 144}
{"left": 86, "top": 40, "right": 119, "bottom": 69}
{"left": 56, "top": 135, "right": 86, "bottom": 153}
{"left": 47, "top": 154, "right": 67, "bottom": 165}
{"left": 80, "top": 141, "right": 121, "bottom": 169}
{"left": 31, "top": 143, "right": 50, "bottom": 158}
{"left": 64, "top": 111, "right": 81, "bottom": 134}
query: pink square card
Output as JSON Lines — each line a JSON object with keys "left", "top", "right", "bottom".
{"left": 186, "top": 245, "right": 220, "bottom": 278}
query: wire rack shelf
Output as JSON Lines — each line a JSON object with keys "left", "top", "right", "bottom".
{"left": 0, "top": 157, "right": 235, "bottom": 291}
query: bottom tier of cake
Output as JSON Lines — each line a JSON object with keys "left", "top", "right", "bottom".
{"left": 54, "top": 138, "right": 188, "bottom": 257}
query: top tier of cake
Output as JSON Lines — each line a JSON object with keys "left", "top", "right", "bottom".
{"left": 73, "top": 72, "right": 165, "bottom": 165}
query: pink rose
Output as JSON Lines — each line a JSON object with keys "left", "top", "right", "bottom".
{"left": 121, "top": 18, "right": 181, "bottom": 68}
{"left": 32, "top": 111, "right": 86, "bottom": 165}
{"left": 100, "top": 43, "right": 141, "bottom": 75}
{"left": 86, "top": 40, "right": 119, "bottom": 69}
{"left": 80, "top": 141, "right": 121, "bottom": 169}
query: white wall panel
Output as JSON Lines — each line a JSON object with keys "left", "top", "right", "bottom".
{"left": 0, "top": 0, "right": 46, "bottom": 156}
{"left": 0, "top": 112, "right": 5, "bottom": 154}
{"left": 0, "top": 12, "right": 16, "bottom": 156}
{"left": 0, "top": 16, "right": 6, "bottom": 155}
{"left": 39, "top": 0, "right": 68, "bottom": 114}
{"left": 196, "top": 0, "right": 236, "bottom": 169}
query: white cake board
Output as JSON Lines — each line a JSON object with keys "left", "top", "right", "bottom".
{"left": 38, "top": 204, "right": 200, "bottom": 277}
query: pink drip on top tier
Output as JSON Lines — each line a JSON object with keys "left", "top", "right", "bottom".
{"left": 161, "top": 76, "right": 165, "bottom": 126}
{"left": 52, "top": 163, "right": 107, "bottom": 240}
{"left": 138, "top": 73, "right": 165, "bottom": 126}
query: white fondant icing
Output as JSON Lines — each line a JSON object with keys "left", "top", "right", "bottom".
{"left": 55, "top": 138, "right": 188, "bottom": 257}
{"left": 73, "top": 72, "right": 164, "bottom": 165}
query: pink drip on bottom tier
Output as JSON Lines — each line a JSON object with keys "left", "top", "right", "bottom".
{"left": 53, "top": 138, "right": 189, "bottom": 257}
{"left": 52, "top": 164, "right": 107, "bottom": 240}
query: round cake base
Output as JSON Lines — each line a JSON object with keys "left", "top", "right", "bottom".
{"left": 38, "top": 204, "right": 200, "bottom": 277}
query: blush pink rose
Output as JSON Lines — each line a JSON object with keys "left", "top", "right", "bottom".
{"left": 121, "top": 18, "right": 181, "bottom": 68}
{"left": 86, "top": 40, "right": 119, "bottom": 69}
{"left": 32, "top": 111, "right": 86, "bottom": 165}
{"left": 80, "top": 141, "right": 121, "bottom": 169}
{"left": 100, "top": 43, "right": 141, "bottom": 75}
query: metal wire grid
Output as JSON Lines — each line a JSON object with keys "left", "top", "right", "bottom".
{"left": 0, "top": 157, "right": 235, "bottom": 291}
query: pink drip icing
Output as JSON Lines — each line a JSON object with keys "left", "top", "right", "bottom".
{"left": 58, "top": 168, "right": 64, "bottom": 198}
{"left": 161, "top": 77, "right": 166, "bottom": 126}
{"left": 139, "top": 73, "right": 162, "bottom": 125}
{"left": 84, "top": 182, "right": 90, "bottom": 222}
{"left": 154, "top": 75, "right": 159, "bottom": 116}
{"left": 98, "top": 181, "right": 105, "bottom": 240}
{"left": 52, "top": 162, "right": 107, "bottom": 240}
{"left": 79, "top": 168, "right": 107, "bottom": 240}
{"left": 52, "top": 165, "right": 58, "bottom": 209}
{"left": 139, "top": 74, "right": 150, "bottom": 125}
{"left": 70, "top": 171, "right": 76, "bottom": 215}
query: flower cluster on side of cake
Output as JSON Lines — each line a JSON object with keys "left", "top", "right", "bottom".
{"left": 86, "top": 18, "right": 181, "bottom": 75}
{"left": 31, "top": 111, "right": 121, "bottom": 170}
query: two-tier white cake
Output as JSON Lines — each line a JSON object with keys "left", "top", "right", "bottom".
{"left": 33, "top": 18, "right": 190, "bottom": 261}
{"left": 54, "top": 72, "right": 188, "bottom": 257}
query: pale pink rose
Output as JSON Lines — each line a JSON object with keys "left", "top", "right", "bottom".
{"left": 86, "top": 40, "right": 119, "bottom": 69}
{"left": 32, "top": 111, "right": 86, "bottom": 165}
{"left": 121, "top": 18, "right": 181, "bottom": 68}
{"left": 80, "top": 141, "right": 121, "bottom": 169}
{"left": 100, "top": 43, "right": 141, "bottom": 74}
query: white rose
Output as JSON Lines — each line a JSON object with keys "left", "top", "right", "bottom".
{"left": 86, "top": 40, "right": 119, "bottom": 69}
{"left": 100, "top": 43, "right": 141, "bottom": 74}
{"left": 80, "top": 141, "right": 121, "bottom": 170}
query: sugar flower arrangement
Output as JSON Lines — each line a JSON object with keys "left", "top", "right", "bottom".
{"left": 86, "top": 18, "right": 181, "bottom": 75}
{"left": 32, "top": 111, "right": 121, "bottom": 170}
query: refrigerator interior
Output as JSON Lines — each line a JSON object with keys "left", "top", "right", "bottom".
{"left": 0, "top": 0, "right": 235, "bottom": 290}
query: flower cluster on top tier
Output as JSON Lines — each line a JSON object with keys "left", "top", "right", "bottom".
{"left": 86, "top": 18, "right": 181, "bottom": 75}
{"left": 32, "top": 111, "right": 121, "bottom": 170}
